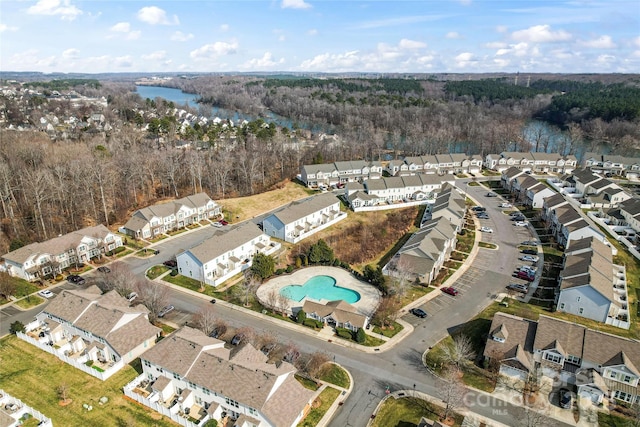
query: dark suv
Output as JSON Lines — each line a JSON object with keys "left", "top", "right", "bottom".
{"left": 522, "top": 249, "right": 538, "bottom": 255}
{"left": 410, "top": 308, "right": 428, "bottom": 318}
{"left": 66, "top": 274, "right": 86, "bottom": 285}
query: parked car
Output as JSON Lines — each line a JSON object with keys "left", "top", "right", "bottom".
{"left": 486, "top": 192, "right": 497, "bottom": 197}
{"left": 163, "top": 259, "right": 178, "bottom": 268}
{"left": 38, "top": 289, "right": 54, "bottom": 298}
{"left": 506, "top": 283, "right": 528, "bottom": 293}
{"left": 410, "top": 308, "right": 428, "bottom": 318}
{"left": 480, "top": 227, "right": 494, "bottom": 233}
{"left": 126, "top": 292, "right": 138, "bottom": 302}
{"left": 511, "top": 216, "right": 526, "bottom": 221}
{"left": 471, "top": 206, "right": 486, "bottom": 212}
{"left": 441, "top": 287, "right": 459, "bottom": 296}
{"left": 559, "top": 388, "right": 573, "bottom": 409}
{"left": 210, "top": 298, "right": 216, "bottom": 304}
{"left": 500, "top": 202, "right": 513, "bottom": 208}
{"left": 231, "top": 333, "right": 246, "bottom": 346}
{"left": 522, "top": 249, "right": 538, "bottom": 255}
{"left": 514, "top": 221, "right": 528, "bottom": 227}
{"left": 97, "top": 266, "right": 111, "bottom": 273}
{"left": 158, "top": 305, "right": 175, "bottom": 318}
{"left": 219, "top": 219, "right": 229, "bottom": 226}
{"left": 519, "top": 265, "right": 537, "bottom": 274}
{"left": 212, "top": 221, "right": 223, "bottom": 228}
{"left": 517, "top": 271, "right": 535, "bottom": 281}
{"left": 521, "top": 240, "right": 538, "bottom": 245}
{"left": 66, "top": 274, "right": 85, "bottom": 285}
{"left": 477, "top": 214, "right": 490, "bottom": 220}
{"left": 521, "top": 255, "right": 539, "bottom": 262}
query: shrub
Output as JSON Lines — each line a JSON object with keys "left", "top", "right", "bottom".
{"left": 275, "top": 268, "right": 285, "bottom": 275}
{"left": 336, "top": 327, "right": 354, "bottom": 340}
{"left": 332, "top": 258, "right": 341, "bottom": 266}
{"left": 356, "top": 327, "right": 366, "bottom": 343}
{"left": 202, "top": 420, "right": 218, "bottom": 427}
{"left": 170, "top": 269, "right": 178, "bottom": 277}
{"left": 295, "top": 256, "right": 302, "bottom": 268}
{"left": 296, "top": 310, "right": 306, "bottom": 324}
{"left": 9, "top": 321, "right": 25, "bottom": 334}
{"left": 285, "top": 265, "right": 294, "bottom": 273}
{"left": 55, "top": 274, "right": 64, "bottom": 282}
{"left": 304, "top": 318, "right": 321, "bottom": 329}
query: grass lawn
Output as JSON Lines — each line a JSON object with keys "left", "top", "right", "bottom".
{"left": 598, "top": 410, "right": 637, "bottom": 426}
{"left": 297, "top": 386, "right": 341, "bottom": 427}
{"left": 163, "top": 273, "right": 211, "bottom": 294}
{"left": 372, "top": 321, "right": 404, "bottom": 338}
{"left": 295, "top": 374, "right": 321, "bottom": 391}
{"left": 115, "top": 249, "right": 134, "bottom": 258}
{"left": 146, "top": 265, "right": 170, "bottom": 280}
{"left": 371, "top": 396, "right": 464, "bottom": 427}
{"left": 123, "top": 238, "right": 148, "bottom": 249}
{"left": 363, "top": 334, "right": 386, "bottom": 347}
{"left": 319, "top": 364, "right": 350, "bottom": 389}
{"left": 0, "top": 335, "right": 176, "bottom": 427}
{"left": 14, "top": 294, "right": 44, "bottom": 309}
{"left": 222, "top": 180, "right": 314, "bottom": 223}
{"left": 10, "top": 277, "right": 40, "bottom": 299}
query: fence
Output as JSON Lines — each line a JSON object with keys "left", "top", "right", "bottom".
{"left": 16, "top": 332, "right": 122, "bottom": 380}
{"left": 0, "top": 389, "right": 53, "bottom": 427}
{"left": 123, "top": 374, "right": 201, "bottom": 427}
{"left": 352, "top": 199, "right": 432, "bottom": 212}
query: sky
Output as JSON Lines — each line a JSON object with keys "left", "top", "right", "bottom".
{"left": 1, "top": 0, "right": 639, "bottom": 74}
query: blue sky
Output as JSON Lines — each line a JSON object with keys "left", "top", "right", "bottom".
{"left": 1, "top": 0, "right": 639, "bottom": 73}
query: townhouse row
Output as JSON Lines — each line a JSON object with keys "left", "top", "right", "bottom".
{"left": 484, "top": 312, "right": 640, "bottom": 406}
{"left": 583, "top": 152, "right": 640, "bottom": 179}
{"left": 382, "top": 184, "right": 466, "bottom": 285}
{"left": 486, "top": 152, "right": 578, "bottom": 174}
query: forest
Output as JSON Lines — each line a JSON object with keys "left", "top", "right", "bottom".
{"left": 0, "top": 73, "right": 638, "bottom": 252}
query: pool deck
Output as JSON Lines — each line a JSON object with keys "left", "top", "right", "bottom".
{"left": 256, "top": 266, "right": 381, "bottom": 319}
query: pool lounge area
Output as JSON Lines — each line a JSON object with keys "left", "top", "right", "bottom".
{"left": 257, "top": 266, "right": 381, "bottom": 319}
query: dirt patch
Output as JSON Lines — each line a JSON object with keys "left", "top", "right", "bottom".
{"left": 58, "top": 399, "right": 73, "bottom": 407}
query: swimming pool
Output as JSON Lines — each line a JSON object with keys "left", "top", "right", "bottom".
{"left": 280, "top": 275, "right": 361, "bottom": 304}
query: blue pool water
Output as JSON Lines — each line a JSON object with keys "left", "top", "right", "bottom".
{"left": 280, "top": 275, "right": 361, "bottom": 304}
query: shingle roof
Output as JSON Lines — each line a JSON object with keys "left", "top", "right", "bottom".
{"left": 261, "top": 373, "right": 315, "bottom": 427}
{"left": 543, "top": 193, "right": 568, "bottom": 210}
{"left": 503, "top": 167, "right": 524, "bottom": 179}
{"left": 483, "top": 312, "right": 537, "bottom": 372}
{"left": 572, "top": 169, "right": 602, "bottom": 185}
{"left": 187, "top": 222, "right": 264, "bottom": 264}
{"left": 533, "top": 315, "right": 586, "bottom": 358}
{"left": 267, "top": 193, "right": 340, "bottom": 226}
{"left": 303, "top": 299, "right": 367, "bottom": 328}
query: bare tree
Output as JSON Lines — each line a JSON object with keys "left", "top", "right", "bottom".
{"left": 282, "top": 342, "right": 301, "bottom": 364}
{"left": 192, "top": 306, "right": 217, "bottom": 336}
{"left": 0, "top": 272, "right": 16, "bottom": 300}
{"left": 265, "top": 289, "right": 279, "bottom": 313}
{"left": 135, "top": 280, "right": 169, "bottom": 322}
{"left": 438, "top": 367, "right": 466, "bottom": 422}
{"left": 211, "top": 318, "right": 228, "bottom": 339}
{"left": 276, "top": 293, "right": 290, "bottom": 316}
{"left": 256, "top": 330, "right": 278, "bottom": 355}
{"left": 373, "top": 297, "right": 401, "bottom": 328}
{"left": 98, "top": 262, "right": 138, "bottom": 296}
{"left": 388, "top": 257, "right": 412, "bottom": 300}
{"left": 299, "top": 351, "right": 331, "bottom": 379}
{"left": 240, "top": 273, "right": 260, "bottom": 307}
{"left": 518, "top": 407, "right": 551, "bottom": 427}
{"left": 234, "top": 326, "right": 256, "bottom": 346}
{"left": 57, "top": 383, "right": 71, "bottom": 404}
{"left": 441, "top": 334, "right": 477, "bottom": 371}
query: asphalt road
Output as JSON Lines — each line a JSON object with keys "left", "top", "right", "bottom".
{"left": 0, "top": 180, "right": 571, "bottom": 427}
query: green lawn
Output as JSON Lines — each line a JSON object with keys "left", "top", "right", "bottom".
{"left": 0, "top": 335, "right": 176, "bottom": 427}
{"left": 11, "top": 277, "right": 40, "bottom": 299}
{"left": 14, "top": 294, "right": 44, "bottom": 309}
{"left": 598, "top": 410, "right": 637, "bottom": 426}
{"left": 297, "top": 386, "right": 341, "bottom": 427}
{"left": 372, "top": 321, "right": 404, "bottom": 338}
{"left": 295, "top": 374, "right": 320, "bottom": 391}
{"left": 319, "top": 364, "right": 350, "bottom": 389}
{"left": 371, "top": 396, "right": 464, "bottom": 427}
{"left": 146, "top": 265, "right": 170, "bottom": 280}
{"left": 115, "top": 249, "right": 134, "bottom": 258}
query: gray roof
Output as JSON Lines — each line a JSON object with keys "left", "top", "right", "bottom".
{"left": 620, "top": 198, "right": 640, "bottom": 216}
{"left": 484, "top": 312, "right": 537, "bottom": 373}
{"left": 187, "top": 222, "right": 264, "bottom": 264}
{"left": 302, "top": 163, "right": 337, "bottom": 175}
{"left": 303, "top": 299, "right": 367, "bottom": 328}
{"left": 3, "top": 224, "right": 113, "bottom": 264}
{"left": 267, "top": 193, "right": 340, "bottom": 226}
{"left": 554, "top": 205, "right": 582, "bottom": 225}
{"left": 126, "top": 192, "right": 216, "bottom": 225}
{"left": 572, "top": 169, "right": 602, "bottom": 185}
{"left": 543, "top": 193, "right": 567, "bottom": 209}
{"left": 503, "top": 167, "right": 525, "bottom": 179}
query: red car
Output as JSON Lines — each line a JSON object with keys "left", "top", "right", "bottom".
{"left": 219, "top": 219, "right": 229, "bottom": 225}
{"left": 441, "top": 286, "right": 459, "bottom": 296}
{"left": 517, "top": 271, "right": 535, "bottom": 281}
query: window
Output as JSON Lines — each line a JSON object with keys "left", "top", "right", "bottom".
{"left": 579, "top": 308, "right": 584, "bottom": 314}
{"left": 623, "top": 375, "right": 633, "bottom": 383}
{"left": 566, "top": 355, "right": 581, "bottom": 365}
{"left": 143, "top": 360, "right": 151, "bottom": 368}
{"left": 173, "top": 372, "right": 180, "bottom": 380}
{"left": 225, "top": 397, "right": 239, "bottom": 408}
{"left": 614, "top": 390, "right": 632, "bottom": 403}
{"left": 544, "top": 353, "right": 562, "bottom": 364}
{"left": 560, "top": 303, "right": 565, "bottom": 310}
{"left": 577, "top": 297, "right": 581, "bottom": 302}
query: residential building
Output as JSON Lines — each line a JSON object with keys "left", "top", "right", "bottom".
{"left": 262, "top": 193, "right": 346, "bottom": 244}
{"left": 121, "top": 193, "right": 221, "bottom": 239}
{"left": 127, "top": 326, "right": 316, "bottom": 427}
{"left": 485, "top": 313, "right": 640, "bottom": 406}
{"left": 556, "top": 237, "right": 629, "bottom": 328}
{"left": 547, "top": 204, "right": 606, "bottom": 247}
{"left": 426, "top": 184, "right": 466, "bottom": 230}
{"left": 485, "top": 152, "right": 576, "bottom": 174}
{"left": 572, "top": 169, "right": 603, "bottom": 196}
{"left": 483, "top": 313, "right": 538, "bottom": 381}
{"left": 302, "top": 299, "right": 368, "bottom": 331}
{"left": 20, "top": 286, "right": 160, "bottom": 380}
{"left": 583, "top": 152, "right": 640, "bottom": 178}
{"left": 0, "top": 390, "right": 53, "bottom": 427}
{"left": 399, "top": 153, "right": 483, "bottom": 176}
{"left": 525, "top": 182, "right": 556, "bottom": 209}
{"left": 541, "top": 193, "right": 569, "bottom": 222}
{"left": 176, "top": 223, "right": 280, "bottom": 287}
{"left": 300, "top": 161, "right": 383, "bottom": 188}
{"left": 382, "top": 216, "right": 458, "bottom": 285}
{"left": 345, "top": 174, "right": 448, "bottom": 210}
{"left": 2, "top": 225, "right": 123, "bottom": 282}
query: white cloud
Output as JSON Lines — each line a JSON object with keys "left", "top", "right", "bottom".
{"left": 220, "top": 24, "right": 230, "bottom": 32}
{"left": 242, "top": 52, "right": 284, "bottom": 69}
{"left": 596, "top": 54, "right": 615, "bottom": 65}
{"left": 62, "top": 48, "right": 79, "bottom": 59}
{"left": 281, "top": 0, "right": 312, "bottom": 9}
{"left": 0, "top": 24, "right": 18, "bottom": 32}
{"left": 446, "top": 32, "right": 463, "bottom": 39}
{"left": 454, "top": 52, "right": 477, "bottom": 68}
{"left": 634, "top": 36, "right": 640, "bottom": 48}
{"left": 512, "top": 25, "right": 572, "bottom": 43}
{"left": 110, "top": 22, "right": 130, "bottom": 33}
{"left": 496, "top": 25, "right": 508, "bottom": 33}
{"left": 27, "top": 0, "right": 82, "bottom": 21}
{"left": 137, "top": 6, "right": 178, "bottom": 25}
{"left": 399, "top": 39, "right": 427, "bottom": 49}
{"left": 299, "top": 51, "right": 361, "bottom": 70}
{"left": 485, "top": 41, "right": 507, "bottom": 49}
{"left": 307, "top": 29, "right": 318, "bottom": 36}
{"left": 495, "top": 42, "right": 532, "bottom": 57}
{"left": 190, "top": 41, "right": 239, "bottom": 59}
{"left": 171, "top": 31, "right": 194, "bottom": 42}
{"left": 109, "top": 22, "right": 140, "bottom": 40}
{"left": 578, "top": 35, "right": 616, "bottom": 49}
{"left": 115, "top": 56, "right": 134, "bottom": 68}
{"left": 493, "top": 58, "right": 510, "bottom": 68}
{"left": 142, "top": 51, "right": 167, "bottom": 61}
